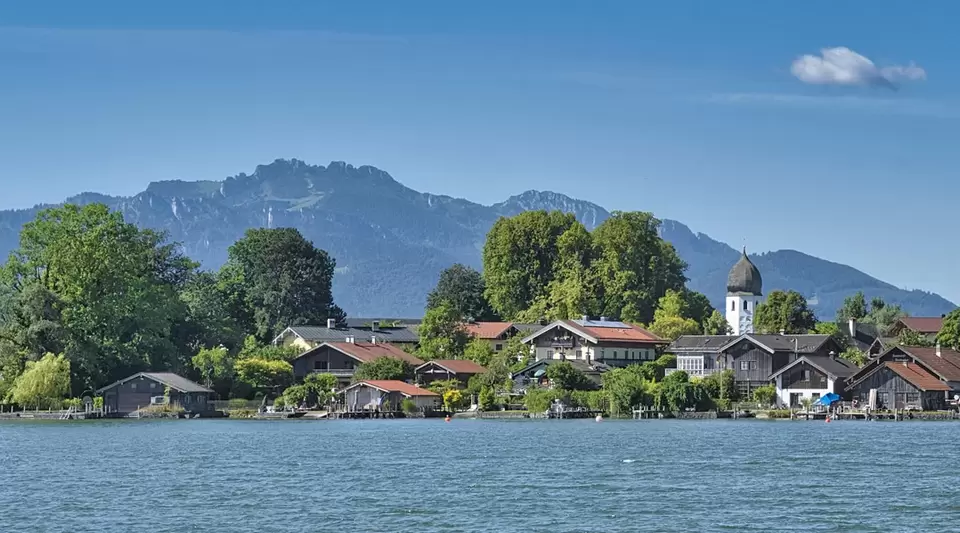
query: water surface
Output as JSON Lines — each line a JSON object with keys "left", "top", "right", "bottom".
{"left": 2, "top": 419, "right": 957, "bottom": 532}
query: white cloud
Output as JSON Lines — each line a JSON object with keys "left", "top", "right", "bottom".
{"left": 791, "top": 47, "right": 925, "bottom": 89}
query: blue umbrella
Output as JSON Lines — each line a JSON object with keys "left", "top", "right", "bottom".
{"left": 815, "top": 392, "right": 840, "bottom": 406}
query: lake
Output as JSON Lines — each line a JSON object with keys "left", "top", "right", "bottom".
{"left": 1, "top": 419, "right": 958, "bottom": 532}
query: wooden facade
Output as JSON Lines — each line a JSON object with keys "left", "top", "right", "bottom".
{"left": 292, "top": 344, "right": 360, "bottom": 385}
{"left": 96, "top": 373, "right": 212, "bottom": 416}
{"left": 847, "top": 366, "right": 946, "bottom": 411}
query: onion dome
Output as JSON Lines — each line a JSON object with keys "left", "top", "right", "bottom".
{"left": 727, "top": 247, "right": 762, "bottom": 296}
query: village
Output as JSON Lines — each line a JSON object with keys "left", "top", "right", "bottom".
{"left": 11, "top": 249, "right": 959, "bottom": 422}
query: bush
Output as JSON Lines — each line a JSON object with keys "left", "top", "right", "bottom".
{"left": 478, "top": 386, "right": 495, "bottom": 410}
{"left": 401, "top": 398, "right": 418, "bottom": 414}
{"left": 228, "top": 398, "right": 251, "bottom": 409}
{"left": 523, "top": 389, "right": 565, "bottom": 412}
{"left": 752, "top": 385, "right": 777, "bottom": 406}
{"left": 272, "top": 396, "right": 286, "bottom": 410}
{"left": 282, "top": 384, "right": 309, "bottom": 407}
{"left": 63, "top": 398, "right": 82, "bottom": 409}
{"left": 443, "top": 389, "right": 465, "bottom": 412}
{"left": 766, "top": 409, "right": 792, "bottom": 419}
{"left": 93, "top": 396, "right": 104, "bottom": 409}
{"left": 570, "top": 390, "right": 607, "bottom": 411}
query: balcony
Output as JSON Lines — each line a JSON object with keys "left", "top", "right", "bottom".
{"left": 312, "top": 368, "right": 355, "bottom": 378}
{"left": 550, "top": 337, "right": 575, "bottom": 349}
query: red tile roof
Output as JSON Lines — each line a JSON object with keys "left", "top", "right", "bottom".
{"left": 463, "top": 322, "right": 515, "bottom": 339}
{"left": 420, "top": 359, "right": 487, "bottom": 374}
{"left": 565, "top": 320, "right": 665, "bottom": 344}
{"left": 360, "top": 380, "right": 439, "bottom": 397}
{"left": 900, "top": 346, "right": 960, "bottom": 382}
{"left": 884, "top": 362, "right": 952, "bottom": 391}
{"left": 327, "top": 342, "right": 424, "bottom": 366}
{"left": 898, "top": 317, "right": 944, "bottom": 334}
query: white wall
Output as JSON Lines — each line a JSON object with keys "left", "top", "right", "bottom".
{"left": 726, "top": 295, "right": 762, "bottom": 335}
{"left": 775, "top": 376, "right": 835, "bottom": 407}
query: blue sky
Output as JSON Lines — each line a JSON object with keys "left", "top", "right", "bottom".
{"left": 2, "top": 1, "right": 959, "bottom": 304}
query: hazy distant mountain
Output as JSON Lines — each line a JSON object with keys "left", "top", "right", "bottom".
{"left": 0, "top": 159, "right": 953, "bottom": 319}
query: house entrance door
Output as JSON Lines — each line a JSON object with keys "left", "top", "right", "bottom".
{"left": 789, "top": 393, "right": 802, "bottom": 408}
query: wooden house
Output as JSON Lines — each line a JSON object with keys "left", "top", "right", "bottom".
{"left": 415, "top": 360, "right": 486, "bottom": 388}
{"left": 520, "top": 317, "right": 666, "bottom": 367}
{"left": 768, "top": 355, "right": 858, "bottom": 408}
{"left": 96, "top": 372, "right": 213, "bottom": 416}
{"left": 341, "top": 380, "right": 439, "bottom": 411}
{"left": 845, "top": 344, "right": 960, "bottom": 410}
{"left": 273, "top": 319, "right": 420, "bottom": 352}
{"left": 291, "top": 340, "right": 424, "bottom": 386}
{"left": 889, "top": 317, "right": 945, "bottom": 341}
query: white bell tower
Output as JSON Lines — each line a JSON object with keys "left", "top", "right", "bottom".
{"left": 725, "top": 247, "right": 763, "bottom": 335}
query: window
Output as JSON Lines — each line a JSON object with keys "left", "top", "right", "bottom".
{"left": 743, "top": 301, "right": 748, "bottom": 311}
{"left": 575, "top": 350, "right": 582, "bottom": 359}
{"left": 131, "top": 383, "right": 137, "bottom": 391}
{"left": 314, "top": 360, "right": 328, "bottom": 371}
{"left": 740, "top": 361, "right": 749, "bottom": 370}
{"left": 803, "top": 369, "right": 811, "bottom": 382}
{"left": 905, "top": 392, "right": 920, "bottom": 405}
{"left": 613, "top": 351, "right": 618, "bottom": 359}
{"left": 495, "top": 344, "right": 503, "bottom": 351}
{"left": 546, "top": 350, "right": 554, "bottom": 359}
{"left": 731, "top": 300, "right": 736, "bottom": 311}
{"left": 150, "top": 383, "right": 157, "bottom": 390}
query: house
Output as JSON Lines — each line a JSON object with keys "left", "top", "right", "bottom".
{"left": 510, "top": 359, "right": 609, "bottom": 389}
{"left": 845, "top": 344, "right": 960, "bottom": 410}
{"left": 340, "top": 380, "right": 439, "bottom": 411}
{"left": 768, "top": 355, "right": 858, "bottom": 408}
{"left": 669, "top": 333, "right": 843, "bottom": 397}
{"left": 890, "top": 316, "right": 946, "bottom": 341}
{"left": 463, "top": 322, "right": 519, "bottom": 352}
{"left": 291, "top": 340, "right": 424, "bottom": 386}
{"left": 415, "top": 359, "right": 487, "bottom": 388}
{"left": 520, "top": 317, "right": 666, "bottom": 367}
{"left": 273, "top": 319, "right": 420, "bottom": 351}
{"left": 96, "top": 372, "right": 213, "bottom": 416}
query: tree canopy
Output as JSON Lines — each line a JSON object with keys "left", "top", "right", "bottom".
{"left": 8, "top": 353, "right": 70, "bottom": 409}
{"left": 936, "top": 309, "right": 960, "bottom": 350}
{"left": 426, "top": 264, "right": 496, "bottom": 321}
{"left": 417, "top": 302, "right": 471, "bottom": 360}
{"left": 753, "top": 290, "right": 817, "bottom": 334}
{"left": 352, "top": 357, "right": 413, "bottom": 382}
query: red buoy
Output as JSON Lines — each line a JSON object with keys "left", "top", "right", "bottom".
{"left": 445, "top": 416, "right": 451, "bottom": 422}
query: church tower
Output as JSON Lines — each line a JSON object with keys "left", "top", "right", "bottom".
{"left": 725, "top": 247, "right": 763, "bottom": 335}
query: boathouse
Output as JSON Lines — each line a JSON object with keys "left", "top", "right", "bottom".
{"left": 340, "top": 380, "right": 439, "bottom": 412}
{"left": 767, "top": 354, "right": 858, "bottom": 408}
{"left": 291, "top": 340, "right": 424, "bottom": 386}
{"left": 96, "top": 372, "right": 213, "bottom": 416}
{"left": 844, "top": 344, "right": 960, "bottom": 410}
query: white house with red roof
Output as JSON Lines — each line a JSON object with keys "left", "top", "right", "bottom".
{"left": 520, "top": 317, "right": 667, "bottom": 366}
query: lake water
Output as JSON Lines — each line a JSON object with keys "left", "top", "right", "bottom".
{"left": 2, "top": 419, "right": 958, "bottom": 532}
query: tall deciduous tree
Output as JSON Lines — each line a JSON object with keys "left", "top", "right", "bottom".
{"left": 225, "top": 228, "right": 344, "bottom": 342}
{"left": 417, "top": 302, "right": 471, "bottom": 360}
{"left": 753, "top": 290, "right": 816, "bottom": 334}
{"left": 836, "top": 291, "right": 868, "bottom": 322}
{"left": 936, "top": 309, "right": 960, "bottom": 350}
{"left": 483, "top": 211, "right": 579, "bottom": 320}
{"left": 2, "top": 204, "right": 194, "bottom": 390}
{"left": 590, "top": 212, "right": 687, "bottom": 323}
{"left": 352, "top": 357, "right": 413, "bottom": 382}
{"left": 9, "top": 353, "right": 71, "bottom": 408}
{"left": 703, "top": 310, "right": 732, "bottom": 335}
{"left": 426, "top": 264, "right": 496, "bottom": 321}
{"left": 648, "top": 290, "right": 700, "bottom": 341}
{"left": 860, "top": 297, "right": 906, "bottom": 336}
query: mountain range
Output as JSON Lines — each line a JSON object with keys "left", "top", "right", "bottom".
{"left": 0, "top": 158, "right": 953, "bottom": 320}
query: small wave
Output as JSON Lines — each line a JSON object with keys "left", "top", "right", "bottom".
{"left": 621, "top": 459, "right": 636, "bottom": 463}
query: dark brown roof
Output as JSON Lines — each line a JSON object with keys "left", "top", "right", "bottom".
{"left": 884, "top": 362, "right": 952, "bottom": 392}
{"left": 96, "top": 372, "right": 212, "bottom": 394}
{"left": 898, "top": 317, "right": 944, "bottom": 334}
{"left": 768, "top": 355, "right": 858, "bottom": 381}
{"left": 320, "top": 342, "right": 424, "bottom": 366}
{"left": 417, "top": 359, "right": 487, "bottom": 375}
{"left": 898, "top": 346, "right": 960, "bottom": 382}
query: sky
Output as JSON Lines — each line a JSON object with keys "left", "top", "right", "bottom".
{"left": 1, "top": 1, "right": 959, "bottom": 303}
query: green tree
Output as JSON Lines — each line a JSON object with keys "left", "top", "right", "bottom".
{"left": 898, "top": 328, "right": 934, "bottom": 347}
{"left": 478, "top": 386, "right": 496, "bottom": 410}
{"left": 702, "top": 310, "right": 732, "bottom": 335}
{"left": 237, "top": 335, "right": 300, "bottom": 361}
{"left": 180, "top": 271, "right": 245, "bottom": 353}
{"left": 636, "top": 354, "right": 676, "bottom": 382}
{"left": 751, "top": 384, "right": 777, "bottom": 406}
{"left": 8, "top": 353, "right": 70, "bottom": 409}
{"left": 700, "top": 369, "right": 738, "bottom": 402}
{"left": 654, "top": 370, "right": 709, "bottom": 412}
{"left": 443, "top": 389, "right": 465, "bottom": 412}
{"left": 191, "top": 346, "right": 234, "bottom": 388}
{"left": 753, "top": 290, "right": 816, "bottom": 334}
{"left": 601, "top": 365, "right": 654, "bottom": 415}
{"left": 545, "top": 361, "right": 593, "bottom": 390}
{"left": 234, "top": 358, "right": 293, "bottom": 392}
{"left": 860, "top": 297, "right": 905, "bottom": 336}
{"left": 839, "top": 347, "right": 867, "bottom": 367}
{"left": 936, "top": 309, "right": 960, "bottom": 350}
{"left": 427, "top": 264, "right": 496, "bottom": 321}
{"left": 417, "top": 302, "right": 471, "bottom": 360}
{"left": 682, "top": 290, "right": 715, "bottom": 327}
{"left": 542, "top": 222, "right": 599, "bottom": 320}
{"left": 2, "top": 203, "right": 195, "bottom": 390}
{"left": 648, "top": 290, "right": 701, "bottom": 341}
{"left": 482, "top": 211, "right": 582, "bottom": 319}
{"left": 353, "top": 357, "right": 413, "bottom": 382}
{"left": 590, "top": 212, "right": 687, "bottom": 323}
{"left": 812, "top": 322, "right": 849, "bottom": 349}
{"left": 836, "top": 292, "right": 868, "bottom": 322}
{"left": 224, "top": 227, "right": 344, "bottom": 342}
{"left": 462, "top": 337, "right": 495, "bottom": 367}
{"left": 281, "top": 384, "right": 309, "bottom": 407}
{"left": 303, "top": 372, "right": 339, "bottom": 406}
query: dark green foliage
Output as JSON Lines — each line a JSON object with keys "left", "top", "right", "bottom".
{"left": 417, "top": 302, "right": 471, "bottom": 360}
{"left": 654, "top": 371, "right": 710, "bottom": 412}
{"left": 753, "top": 290, "right": 817, "bottom": 334}
{"left": 544, "top": 361, "right": 593, "bottom": 391}
{"left": 937, "top": 309, "right": 960, "bottom": 350}
{"left": 353, "top": 357, "right": 413, "bottom": 382}
{"left": 427, "top": 264, "right": 496, "bottom": 321}
{"left": 836, "top": 292, "right": 867, "bottom": 322}
{"left": 751, "top": 384, "right": 777, "bottom": 406}
{"left": 700, "top": 369, "right": 738, "bottom": 402}
{"left": 478, "top": 386, "right": 495, "bottom": 410}
{"left": 898, "top": 328, "right": 934, "bottom": 347}
{"left": 225, "top": 228, "right": 344, "bottom": 342}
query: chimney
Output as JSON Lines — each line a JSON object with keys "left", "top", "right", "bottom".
{"left": 370, "top": 336, "right": 378, "bottom": 345}
{"left": 345, "top": 335, "right": 354, "bottom": 344}
{"left": 936, "top": 342, "right": 942, "bottom": 357}
{"left": 599, "top": 316, "right": 607, "bottom": 322}
{"left": 581, "top": 315, "right": 589, "bottom": 322}
{"left": 371, "top": 320, "right": 380, "bottom": 332}
{"left": 780, "top": 329, "right": 786, "bottom": 335}
{"left": 848, "top": 318, "right": 857, "bottom": 338}
{"left": 326, "top": 318, "right": 336, "bottom": 329}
